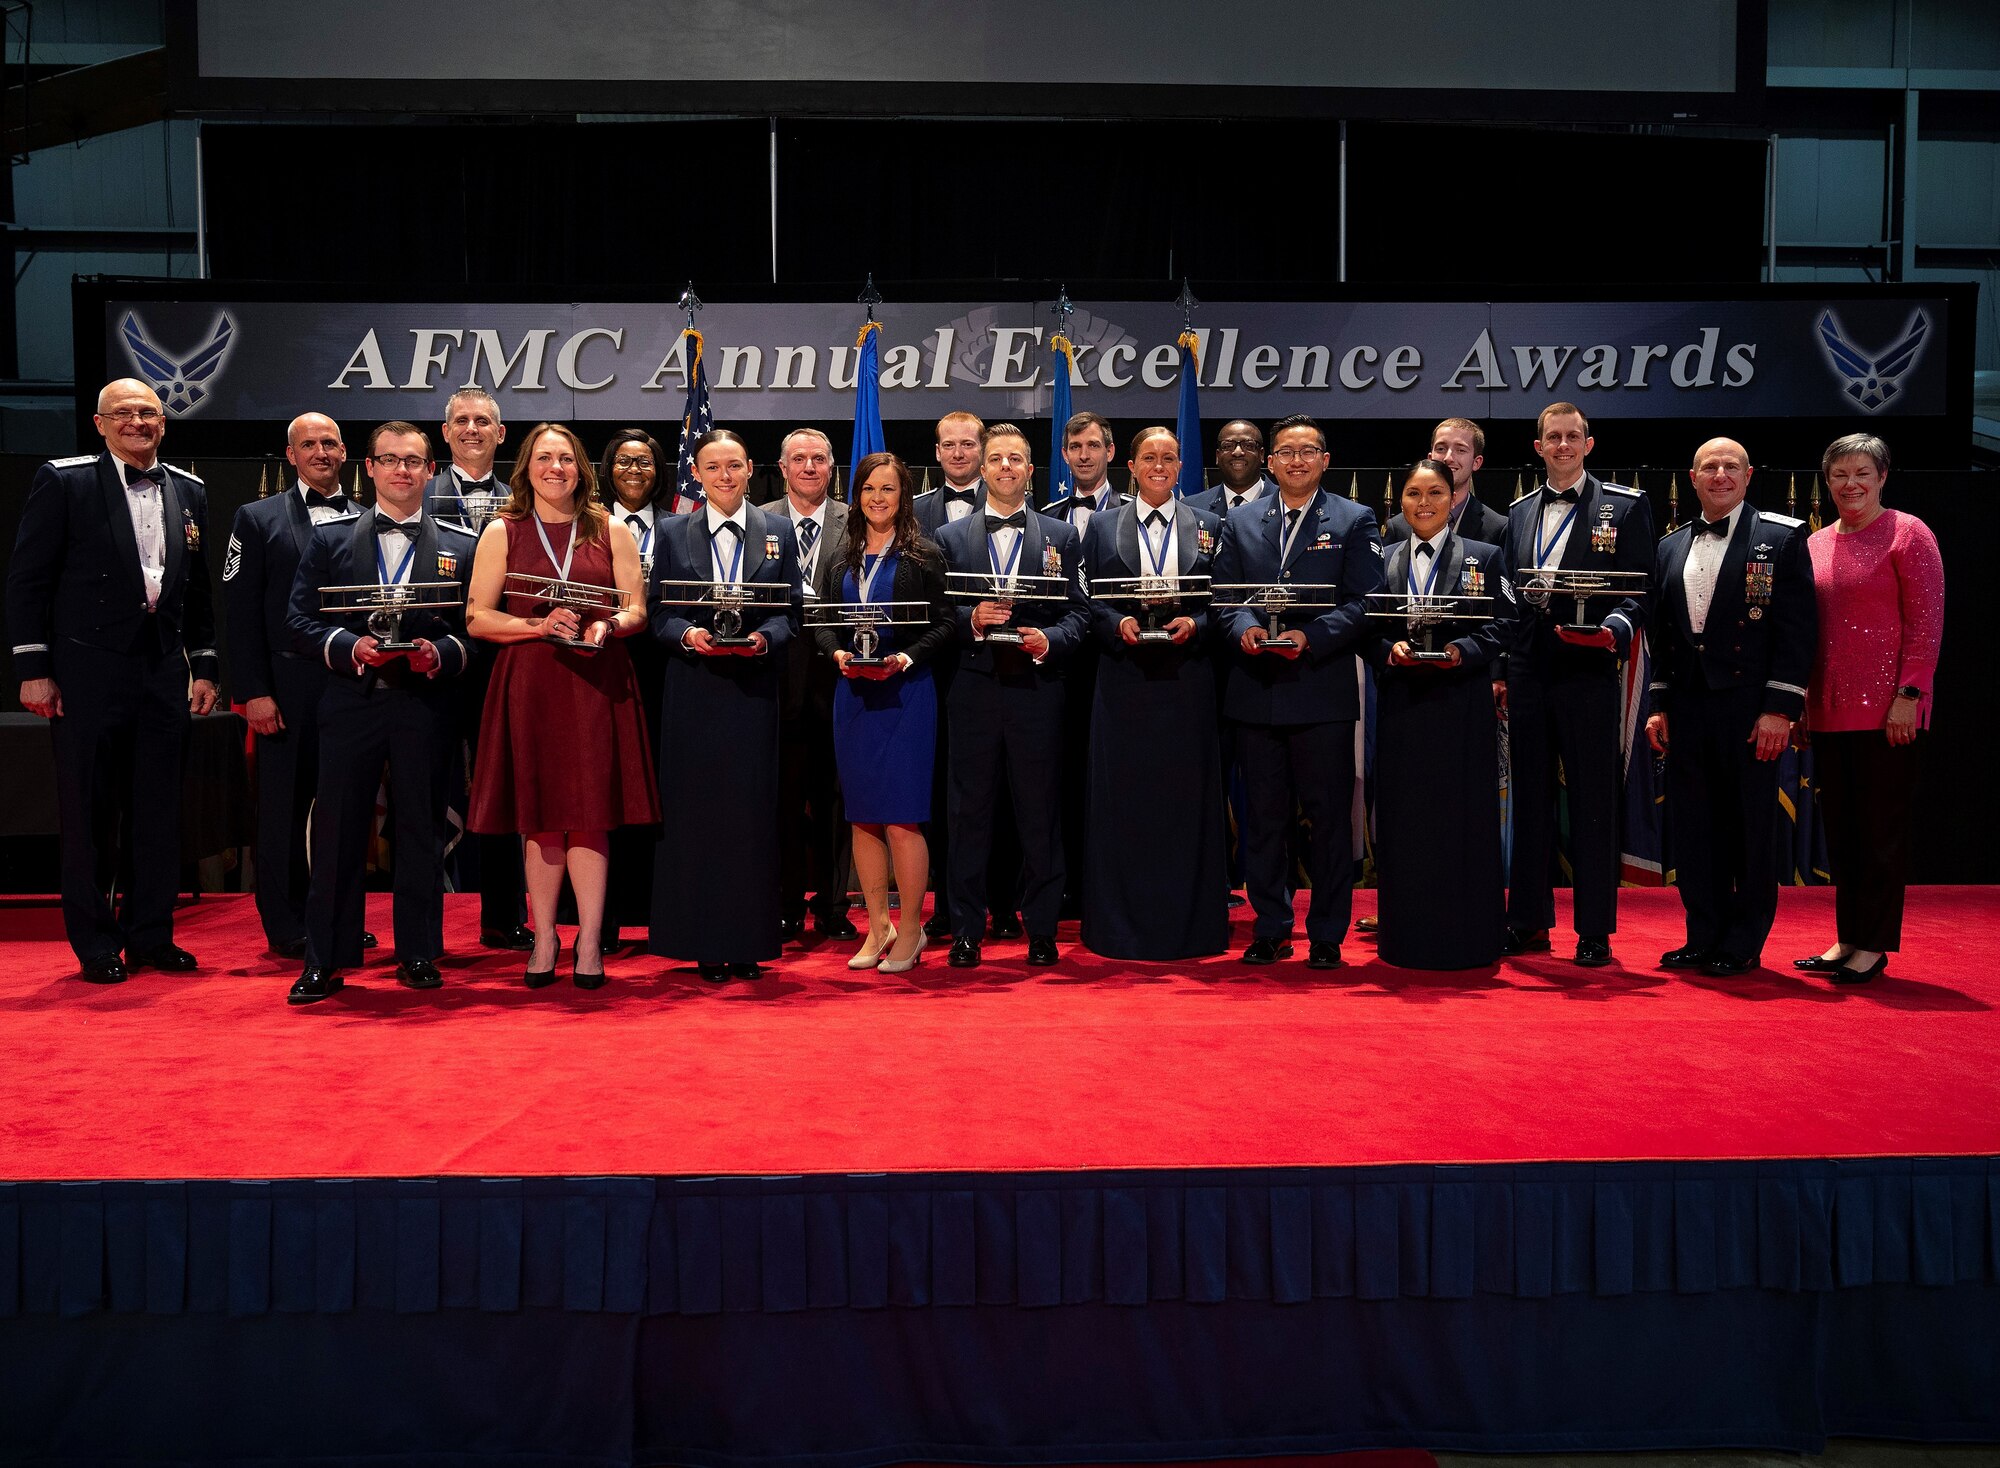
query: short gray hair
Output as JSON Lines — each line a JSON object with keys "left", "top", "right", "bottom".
{"left": 780, "top": 427, "right": 833, "bottom": 458}
{"left": 1821, "top": 432, "right": 1889, "bottom": 478}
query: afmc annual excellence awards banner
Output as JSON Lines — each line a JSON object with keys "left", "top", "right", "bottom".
{"left": 89, "top": 287, "right": 1966, "bottom": 430}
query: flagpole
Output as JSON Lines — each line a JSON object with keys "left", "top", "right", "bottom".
{"left": 673, "top": 282, "right": 710, "bottom": 514}
{"left": 1049, "top": 286, "right": 1077, "bottom": 501}
{"left": 1173, "top": 279, "right": 1203, "bottom": 498}
{"left": 848, "top": 275, "right": 886, "bottom": 501}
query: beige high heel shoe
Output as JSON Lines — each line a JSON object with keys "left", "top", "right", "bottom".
{"left": 848, "top": 925, "right": 898, "bottom": 970}
{"left": 878, "top": 928, "right": 928, "bottom": 975}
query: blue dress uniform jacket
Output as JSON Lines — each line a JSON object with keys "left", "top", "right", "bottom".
{"left": 1187, "top": 477, "right": 1276, "bottom": 519}
{"left": 1211, "top": 489, "right": 1385, "bottom": 946}
{"left": 647, "top": 504, "right": 802, "bottom": 964}
{"left": 223, "top": 485, "right": 353, "bottom": 948}
{"left": 6, "top": 451, "right": 220, "bottom": 964}
{"left": 933, "top": 506, "right": 1088, "bottom": 940}
{"left": 1043, "top": 485, "right": 1127, "bottom": 529}
{"left": 285, "top": 510, "right": 478, "bottom": 970}
{"left": 1649, "top": 506, "right": 1818, "bottom": 960}
{"left": 1077, "top": 499, "right": 1230, "bottom": 960}
{"left": 1213, "top": 488, "right": 1385, "bottom": 725}
{"left": 1497, "top": 472, "right": 1655, "bottom": 940}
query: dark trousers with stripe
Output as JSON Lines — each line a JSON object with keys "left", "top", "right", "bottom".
{"left": 1506, "top": 668, "right": 1622, "bottom": 937}
{"left": 1234, "top": 717, "right": 1355, "bottom": 944}
{"left": 1663, "top": 680, "right": 1782, "bottom": 958}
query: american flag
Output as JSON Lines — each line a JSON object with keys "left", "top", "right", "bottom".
{"left": 673, "top": 326, "right": 712, "bottom": 514}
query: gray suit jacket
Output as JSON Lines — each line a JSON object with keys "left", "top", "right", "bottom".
{"left": 760, "top": 493, "right": 848, "bottom": 716}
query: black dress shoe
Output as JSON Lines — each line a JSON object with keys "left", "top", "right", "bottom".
{"left": 128, "top": 942, "right": 198, "bottom": 972}
{"left": 727, "top": 962, "right": 763, "bottom": 981}
{"left": 1226, "top": 891, "right": 1246, "bottom": 908}
{"left": 948, "top": 937, "right": 982, "bottom": 968}
{"left": 77, "top": 955, "right": 127, "bottom": 985}
{"left": 1831, "top": 953, "right": 1888, "bottom": 985}
{"left": 361, "top": 930, "right": 379, "bottom": 949}
{"left": 1307, "top": 941, "right": 1343, "bottom": 969}
{"left": 1026, "top": 935, "right": 1058, "bottom": 966}
{"left": 1242, "top": 937, "right": 1294, "bottom": 964}
{"left": 273, "top": 937, "right": 309, "bottom": 960}
{"left": 481, "top": 924, "right": 535, "bottom": 952}
{"left": 698, "top": 964, "right": 731, "bottom": 983}
{"left": 923, "top": 911, "right": 955, "bottom": 940}
{"left": 1500, "top": 927, "right": 1552, "bottom": 956}
{"left": 813, "top": 910, "right": 859, "bottom": 940}
{"left": 1660, "top": 945, "right": 1711, "bottom": 970}
{"left": 397, "top": 958, "right": 444, "bottom": 990}
{"left": 1573, "top": 936, "right": 1613, "bottom": 968}
{"left": 287, "top": 966, "right": 342, "bottom": 1005}
{"left": 1793, "top": 953, "right": 1847, "bottom": 972}
{"left": 778, "top": 915, "right": 806, "bottom": 942}
{"left": 990, "top": 912, "right": 1024, "bottom": 940}
{"left": 1703, "top": 953, "right": 1758, "bottom": 977}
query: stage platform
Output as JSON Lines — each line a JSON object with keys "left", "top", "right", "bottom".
{"left": 3, "top": 888, "right": 1997, "bottom": 1467}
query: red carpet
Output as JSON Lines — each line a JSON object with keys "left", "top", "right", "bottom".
{"left": 2, "top": 887, "right": 1997, "bottom": 1182}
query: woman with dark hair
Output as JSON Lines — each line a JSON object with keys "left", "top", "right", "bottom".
{"left": 1797, "top": 433, "right": 1944, "bottom": 984}
{"left": 596, "top": 429, "right": 670, "bottom": 952}
{"left": 465, "top": 422, "right": 659, "bottom": 989}
{"left": 1365, "top": 457, "right": 1508, "bottom": 970}
{"left": 813, "top": 451, "right": 954, "bottom": 972}
{"left": 1076, "top": 426, "right": 1229, "bottom": 960}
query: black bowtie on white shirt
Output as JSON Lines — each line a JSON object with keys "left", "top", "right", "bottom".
{"left": 374, "top": 506, "right": 424, "bottom": 584}
{"left": 620, "top": 506, "right": 656, "bottom": 552}
{"left": 1137, "top": 500, "right": 1180, "bottom": 580}
{"left": 1068, "top": 488, "right": 1105, "bottom": 534}
{"left": 1409, "top": 530, "right": 1449, "bottom": 595}
{"left": 942, "top": 484, "right": 979, "bottom": 522}
{"left": 1534, "top": 480, "right": 1587, "bottom": 566}
{"left": 118, "top": 459, "right": 167, "bottom": 609}
{"left": 704, "top": 503, "right": 748, "bottom": 583}
{"left": 1681, "top": 501, "right": 1743, "bottom": 635}
{"left": 298, "top": 481, "right": 348, "bottom": 526}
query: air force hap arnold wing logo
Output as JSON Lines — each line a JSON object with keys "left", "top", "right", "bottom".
{"left": 1816, "top": 309, "right": 1930, "bottom": 413}
{"left": 120, "top": 311, "right": 236, "bottom": 416}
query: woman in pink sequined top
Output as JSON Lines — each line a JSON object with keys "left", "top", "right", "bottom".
{"left": 1796, "top": 433, "right": 1943, "bottom": 985}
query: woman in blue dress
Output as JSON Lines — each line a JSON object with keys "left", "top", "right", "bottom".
{"left": 813, "top": 452, "right": 955, "bottom": 973}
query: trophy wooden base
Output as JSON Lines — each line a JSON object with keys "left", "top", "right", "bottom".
{"left": 548, "top": 636, "right": 604, "bottom": 655}
{"left": 1407, "top": 648, "right": 1458, "bottom": 663}
{"left": 1135, "top": 627, "right": 1177, "bottom": 644}
{"left": 844, "top": 656, "right": 894, "bottom": 670}
{"left": 985, "top": 629, "right": 1026, "bottom": 647}
{"left": 1557, "top": 624, "right": 1605, "bottom": 638}
{"left": 710, "top": 635, "right": 764, "bottom": 651}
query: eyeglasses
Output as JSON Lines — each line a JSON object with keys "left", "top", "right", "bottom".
{"left": 103, "top": 407, "right": 163, "bottom": 424}
{"left": 1217, "top": 437, "right": 1263, "bottom": 451}
{"left": 1270, "top": 446, "right": 1324, "bottom": 462}
{"left": 370, "top": 454, "right": 430, "bottom": 472}
{"left": 613, "top": 456, "right": 656, "bottom": 471}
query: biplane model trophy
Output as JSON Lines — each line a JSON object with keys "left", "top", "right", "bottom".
{"left": 944, "top": 570, "right": 1071, "bottom": 649}
{"left": 804, "top": 593, "right": 934, "bottom": 671}
{"left": 502, "top": 573, "right": 633, "bottom": 654}
{"left": 318, "top": 580, "right": 464, "bottom": 654}
{"left": 649, "top": 577, "right": 793, "bottom": 652}
{"left": 1210, "top": 581, "right": 1342, "bottom": 653}
{"left": 1365, "top": 589, "right": 1496, "bottom": 662}
{"left": 441, "top": 490, "right": 509, "bottom": 536}
{"left": 1086, "top": 573, "right": 1212, "bottom": 643}
{"left": 1518, "top": 567, "right": 1647, "bottom": 638}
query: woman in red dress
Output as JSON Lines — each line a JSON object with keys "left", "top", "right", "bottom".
{"left": 466, "top": 423, "right": 659, "bottom": 989}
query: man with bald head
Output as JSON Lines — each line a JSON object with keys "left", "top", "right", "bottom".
{"left": 1644, "top": 437, "right": 1815, "bottom": 976}
{"left": 8, "top": 378, "right": 220, "bottom": 984}
{"left": 223, "top": 411, "right": 361, "bottom": 957}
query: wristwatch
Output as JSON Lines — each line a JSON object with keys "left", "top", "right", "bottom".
{"left": 1895, "top": 684, "right": 1922, "bottom": 700}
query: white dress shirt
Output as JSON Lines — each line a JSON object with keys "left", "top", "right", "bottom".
{"left": 1681, "top": 501, "right": 1744, "bottom": 636}
{"left": 117, "top": 458, "right": 168, "bottom": 609}
{"left": 941, "top": 482, "right": 980, "bottom": 523}
{"left": 1221, "top": 481, "right": 1265, "bottom": 512}
{"left": 1067, "top": 485, "right": 1108, "bottom": 537}
{"left": 1135, "top": 497, "right": 1180, "bottom": 581}
{"left": 298, "top": 480, "right": 349, "bottom": 526}
{"left": 1407, "top": 527, "right": 1449, "bottom": 597}
{"left": 1533, "top": 481, "right": 1587, "bottom": 568}
{"left": 618, "top": 503, "right": 657, "bottom": 558}
{"left": 704, "top": 501, "right": 749, "bottom": 584}
{"left": 790, "top": 497, "right": 829, "bottom": 581}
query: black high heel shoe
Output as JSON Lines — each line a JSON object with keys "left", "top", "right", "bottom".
{"left": 525, "top": 938, "right": 561, "bottom": 989}
{"left": 1793, "top": 953, "right": 1849, "bottom": 972}
{"left": 573, "top": 944, "right": 606, "bottom": 990}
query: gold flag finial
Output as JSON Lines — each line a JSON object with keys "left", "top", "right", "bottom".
{"left": 256, "top": 461, "right": 270, "bottom": 499}
{"left": 1666, "top": 472, "right": 1681, "bottom": 534}
{"left": 1347, "top": 471, "right": 1358, "bottom": 501}
{"left": 1809, "top": 474, "right": 1823, "bottom": 532}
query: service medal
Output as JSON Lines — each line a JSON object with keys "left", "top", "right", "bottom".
{"left": 1044, "top": 545, "right": 1061, "bottom": 576}
{"left": 1749, "top": 606, "right": 1764, "bottom": 620}
{"left": 183, "top": 513, "right": 200, "bottom": 551}
{"left": 437, "top": 552, "right": 457, "bottom": 578}
{"left": 1591, "top": 522, "right": 1616, "bottom": 552}
{"left": 765, "top": 534, "right": 781, "bottom": 560}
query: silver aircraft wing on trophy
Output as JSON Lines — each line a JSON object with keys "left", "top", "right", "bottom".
{"left": 650, "top": 578, "right": 794, "bottom": 651}
{"left": 1365, "top": 591, "right": 1497, "bottom": 662}
{"left": 500, "top": 573, "right": 633, "bottom": 654}
{"left": 1085, "top": 574, "right": 1212, "bottom": 643}
{"left": 318, "top": 580, "right": 464, "bottom": 652}
{"left": 803, "top": 599, "right": 934, "bottom": 668}
{"left": 1209, "top": 581, "right": 1342, "bottom": 653}
{"left": 1516, "top": 568, "right": 1647, "bottom": 636}
{"left": 943, "top": 571, "right": 1070, "bottom": 648}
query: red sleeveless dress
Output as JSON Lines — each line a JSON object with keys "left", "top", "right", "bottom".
{"left": 468, "top": 516, "right": 661, "bottom": 833}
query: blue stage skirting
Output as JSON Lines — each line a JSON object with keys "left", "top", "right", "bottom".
{"left": 5, "top": 1158, "right": 1998, "bottom": 1466}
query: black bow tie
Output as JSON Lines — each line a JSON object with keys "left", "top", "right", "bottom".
{"left": 128, "top": 465, "right": 165, "bottom": 487}
{"left": 307, "top": 492, "right": 346, "bottom": 512}
{"left": 1414, "top": 541, "right": 1436, "bottom": 558}
{"left": 375, "top": 515, "right": 419, "bottom": 538}
{"left": 985, "top": 512, "right": 1026, "bottom": 532}
{"left": 944, "top": 487, "right": 977, "bottom": 503}
{"left": 1071, "top": 495, "right": 1097, "bottom": 516}
{"left": 1696, "top": 516, "right": 1731, "bottom": 538}
{"left": 1543, "top": 486, "right": 1581, "bottom": 505}
{"left": 714, "top": 520, "right": 743, "bottom": 538}
{"left": 457, "top": 476, "right": 495, "bottom": 492}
